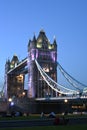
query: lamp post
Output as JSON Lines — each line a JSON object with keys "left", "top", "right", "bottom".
{"left": 64, "top": 99, "right": 68, "bottom": 115}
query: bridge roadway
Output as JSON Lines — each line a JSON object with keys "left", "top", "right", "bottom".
{"left": 35, "top": 96, "right": 87, "bottom": 101}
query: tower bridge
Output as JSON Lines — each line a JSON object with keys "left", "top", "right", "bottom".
{"left": 2, "top": 30, "right": 87, "bottom": 114}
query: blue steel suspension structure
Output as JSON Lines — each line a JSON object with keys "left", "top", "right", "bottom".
{"left": 35, "top": 59, "right": 80, "bottom": 95}
{"left": 35, "top": 59, "right": 87, "bottom": 96}
{"left": 57, "top": 62, "right": 87, "bottom": 94}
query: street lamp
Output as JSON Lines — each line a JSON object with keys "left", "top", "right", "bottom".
{"left": 8, "top": 98, "right": 12, "bottom": 102}
{"left": 64, "top": 99, "right": 68, "bottom": 103}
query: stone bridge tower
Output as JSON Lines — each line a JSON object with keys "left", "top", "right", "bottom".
{"left": 27, "top": 30, "right": 57, "bottom": 98}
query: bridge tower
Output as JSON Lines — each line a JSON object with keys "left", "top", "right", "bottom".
{"left": 4, "top": 55, "right": 25, "bottom": 99}
{"left": 27, "top": 30, "right": 57, "bottom": 98}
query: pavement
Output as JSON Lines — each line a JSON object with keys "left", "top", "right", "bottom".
{"left": 0, "top": 116, "right": 87, "bottom": 128}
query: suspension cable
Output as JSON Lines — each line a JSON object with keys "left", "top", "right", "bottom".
{"left": 57, "top": 62, "right": 87, "bottom": 91}
{"left": 35, "top": 59, "right": 79, "bottom": 95}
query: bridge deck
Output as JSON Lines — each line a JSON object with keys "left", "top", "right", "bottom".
{"left": 35, "top": 96, "right": 87, "bottom": 101}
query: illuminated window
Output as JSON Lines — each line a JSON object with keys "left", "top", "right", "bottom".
{"left": 16, "top": 74, "right": 23, "bottom": 83}
{"left": 37, "top": 42, "right": 42, "bottom": 48}
{"left": 37, "top": 38, "right": 42, "bottom": 48}
{"left": 43, "top": 64, "right": 49, "bottom": 72}
{"left": 10, "top": 64, "right": 14, "bottom": 69}
{"left": 50, "top": 66, "right": 53, "bottom": 70}
{"left": 48, "top": 44, "right": 54, "bottom": 49}
{"left": 38, "top": 38, "right": 42, "bottom": 43}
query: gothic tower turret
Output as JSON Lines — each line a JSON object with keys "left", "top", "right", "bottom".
{"left": 5, "top": 59, "right": 10, "bottom": 73}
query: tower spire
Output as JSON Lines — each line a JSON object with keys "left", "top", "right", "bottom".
{"left": 33, "top": 32, "right": 36, "bottom": 42}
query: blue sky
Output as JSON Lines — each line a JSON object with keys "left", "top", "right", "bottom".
{"left": 0, "top": 0, "right": 87, "bottom": 90}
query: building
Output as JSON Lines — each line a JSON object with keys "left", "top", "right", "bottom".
{"left": 5, "top": 55, "right": 26, "bottom": 99}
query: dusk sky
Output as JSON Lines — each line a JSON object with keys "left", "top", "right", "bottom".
{"left": 0, "top": 0, "right": 87, "bottom": 90}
